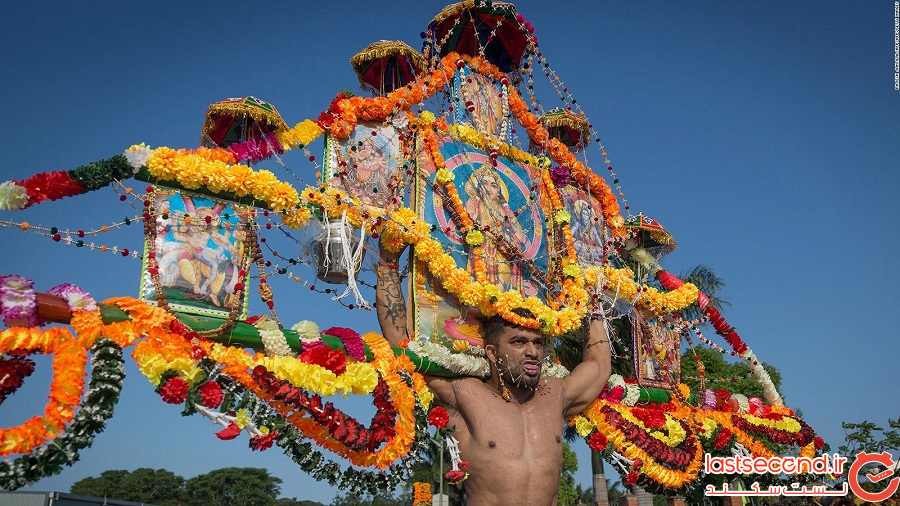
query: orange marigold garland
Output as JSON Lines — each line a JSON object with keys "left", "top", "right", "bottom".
{"left": 0, "top": 326, "right": 87, "bottom": 456}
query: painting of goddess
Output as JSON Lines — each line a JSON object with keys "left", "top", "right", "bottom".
{"left": 326, "top": 122, "right": 404, "bottom": 211}
{"left": 462, "top": 164, "right": 529, "bottom": 292}
{"left": 141, "top": 189, "right": 251, "bottom": 318}
{"left": 559, "top": 185, "right": 608, "bottom": 266}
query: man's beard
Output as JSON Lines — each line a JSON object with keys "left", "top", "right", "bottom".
{"left": 497, "top": 355, "right": 541, "bottom": 390}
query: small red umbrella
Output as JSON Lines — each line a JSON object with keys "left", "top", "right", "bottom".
{"left": 200, "top": 96, "right": 288, "bottom": 148}
{"left": 536, "top": 108, "right": 591, "bottom": 150}
{"left": 351, "top": 40, "right": 425, "bottom": 95}
{"left": 625, "top": 214, "right": 676, "bottom": 260}
{"left": 426, "top": 1, "right": 532, "bottom": 73}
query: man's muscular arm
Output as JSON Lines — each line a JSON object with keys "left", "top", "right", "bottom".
{"left": 562, "top": 318, "right": 612, "bottom": 417}
{"left": 375, "top": 243, "right": 456, "bottom": 407}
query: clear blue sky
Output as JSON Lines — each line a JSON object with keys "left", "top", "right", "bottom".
{"left": 1, "top": 1, "right": 898, "bottom": 502}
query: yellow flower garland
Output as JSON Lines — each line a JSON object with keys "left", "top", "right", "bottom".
{"left": 585, "top": 266, "right": 699, "bottom": 316}
{"left": 275, "top": 119, "right": 325, "bottom": 151}
{"left": 583, "top": 399, "right": 704, "bottom": 489}
{"left": 143, "top": 146, "right": 311, "bottom": 228}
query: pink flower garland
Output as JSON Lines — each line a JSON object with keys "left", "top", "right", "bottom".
{"left": 0, "top": 275, "right": 38, "bottom": 327}
{"left": 321, "top": 327, "right": 366, "bottom": 362}
{"left": 228, "top": 132, "right": 284, "bottom": 163}
{"left": 47, "top": 283, "right": 97, "bottom": 313}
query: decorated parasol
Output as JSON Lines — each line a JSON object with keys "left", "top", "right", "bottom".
{"left": 426, "top": 0, "right": 532, "bottom": 72}
{"left": 625, "top": 213, "right": 676, "bottom": 261}
{"left": 537, "top": 108, "right": 590, "bottom": 149}
{"left": 351, "top": 40, "right": 425, "bottom": 95}
{"left": 200, "top": 96, "right": 288, "bottom": 148}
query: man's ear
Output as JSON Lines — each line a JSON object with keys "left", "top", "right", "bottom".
{"left": 484, "top": 344, "right": 496, "bottom": 363}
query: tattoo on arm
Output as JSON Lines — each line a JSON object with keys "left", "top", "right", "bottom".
{"left": 376, "top": 262, "right": 409, "bottom": 345}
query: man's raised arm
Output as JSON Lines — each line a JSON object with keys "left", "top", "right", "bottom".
{"left": 375, "top": 245, "right": 409, "bottom": 348}
{"left": 562, "top": 318, "right": 612, "bottom": 417}
{"left": 375, "top": 242, "right": 457, "bottom": 407}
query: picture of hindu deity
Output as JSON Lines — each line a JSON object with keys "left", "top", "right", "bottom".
{"left": 453, "top": 70, "right": 506, "bottom": 138}
{"left": 142, "top": 190, "right": 250, "bottom": 318}
{"left": 415, "top": 141, "right": 551, "bottom": 336}
{"left": 560, "top": 185, "right": 607, "bottom": 266}
{"left": 463, "top": 164, "right": 529, "bottom": 293}
{"left": 329, "top": 123, "right": 402, "bottom": 210}
{"left": 632, "top": 310, "right": 681, "bottom": 389}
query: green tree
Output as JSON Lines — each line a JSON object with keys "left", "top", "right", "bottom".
{"left": 183, "top": 467, "right": 282, "bottom": 506}
{"left": 70, "top": 468, "right": 185, "bottom": 505}
{"left": 680, "top": 346, "right": 781, "bottom": 400}
{"left": 557, "top": 441, "right": 580, "bottom": 506}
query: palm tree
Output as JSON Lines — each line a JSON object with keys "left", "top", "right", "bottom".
{"left": 678, "top": 265, "right": 729, "bottom": 321}
{"left": 605, "top": 479, "right": 625, "bottom": 505}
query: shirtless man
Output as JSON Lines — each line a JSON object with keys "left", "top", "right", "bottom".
{"left": 376, "top": 243, "right": 612, "bottom": 505}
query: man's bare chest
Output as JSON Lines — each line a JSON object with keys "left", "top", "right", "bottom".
{"left": 450, "top": 380, "right": 564, "bottom": 458}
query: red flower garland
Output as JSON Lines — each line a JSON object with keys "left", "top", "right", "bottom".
{"left": 299, "top": 341, "right": 347, "bottom": 375}
{"left": 0, "top": 355, "right": 35, "bottom": 405}
{"left": 601, "top": 406, "right": 695, "bottom": 469}
{"left": 713, "top": 427, "right": 733, "bottom": 451}
{"left": 17, "top": 171, "right": 85, "bottom": 207}
{"left": 656, "top": 270, "right": 748, "bottom": 355}
{"left": 251, "top": 365, "right": 397, "bottom": 452}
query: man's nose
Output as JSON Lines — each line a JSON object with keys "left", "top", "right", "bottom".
{"left": 524, "top": 343, "right": 539, "bottom": 358}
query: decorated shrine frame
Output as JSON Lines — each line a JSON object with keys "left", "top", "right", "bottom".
{"left": 409, "top": 126, "right": 558, "bottom": 345}
{"left": 321, "top": 122, "right": 408, "bottom": 212}
{"left": 139, "top": 187, "right": 253, "bottom": 319}
{"left": 631, "top": 309, "right": 681, "bottom": 390}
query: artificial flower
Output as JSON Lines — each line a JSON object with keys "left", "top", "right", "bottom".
{"left": 322, "top": 326, "right": 365, "bottom": 361}
{"left": 0, "top": 181, "right": 28, "bottom": 210}
{"left": 587, "top": 431, "right": 608, "bottom": 452}
{"left": 198, "top": 381, "right": 224, "bottom": 408}
{"left": 291, "top": 320, "right": 321, "bottom": 342}
{"left": 574, "top": 416, "right": 594, "bottom": 437}
{"left": 427, "top": 406, "right": 449, "bottom": 429}
{"left": 249, "top": 430, "right": 278, "bottom": 451}
{"left": 299, "top": 341, "right": 348, "bottom": 376}
{"left": 435, "top": 168, "right": 454, "bottom": 183}
{"left": 562, "top": 263, "right": 581, "bottom": 278}
{"left": 448, "top": 339, "right": 468, "bottom": 352}
{"left": 159, "top": 377, "right": 190, "bottom": 404}
{"left": 235, "top": 408, "right": 251, "bottom": 429}
{"left": 256, "top": 317, "right": 293, "bottom": 356}
{"left": 215, "top": 422, "right": 242, "bottom": 440}
{"left": 123, "top": 143, "right": 153, "bottom": 172}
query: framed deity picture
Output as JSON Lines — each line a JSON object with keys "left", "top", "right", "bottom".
{"left": 410, "top": 132, "right": 556, "bottom": 344}
{"left": 631, "top": 309, "right": 681, "bottom": 389}
{"left": 139, "top": 188, "right": 253, "bottom": 319}
{"left": 322, "top": 120, "right": 408, "bottom": 213}
{"left": 558, "top": 184, "right": 609, "bottom": 266}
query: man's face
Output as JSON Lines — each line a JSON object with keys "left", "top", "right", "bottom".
{"left": 487, "top": 323, "right": 547, "bottom": 389}
{"left": 478, "top": 175, "right": 502, "bottom": 200}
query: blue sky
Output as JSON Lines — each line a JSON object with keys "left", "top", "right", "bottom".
{"left": 1, "top": 0, "right": 898, "bottom": 502}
